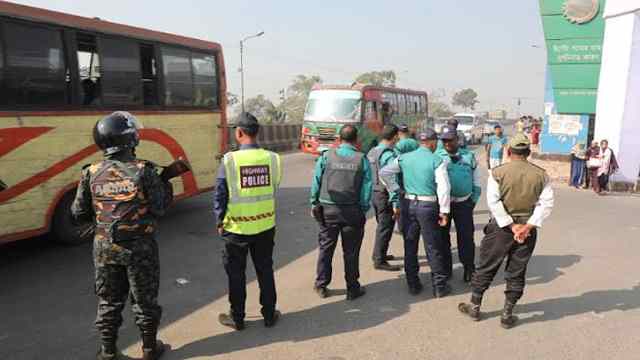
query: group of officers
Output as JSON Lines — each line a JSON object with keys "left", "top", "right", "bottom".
{"left": 73, "top": 111, "right": 553, "bottom": 360}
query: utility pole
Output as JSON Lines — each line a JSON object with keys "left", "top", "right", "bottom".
{"left": 239, "top": 31, "right": 265, "bottom": 113}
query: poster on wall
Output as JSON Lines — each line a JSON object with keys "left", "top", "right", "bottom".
{"left": 548, "top": 114, "right": 583, "bottom": 136}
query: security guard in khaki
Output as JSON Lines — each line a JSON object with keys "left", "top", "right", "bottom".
{"left": 459, "top": 133, "right": 554, "bottom": 329}
{"left": 214, "top": 113, "right": 282, "bottom": 331}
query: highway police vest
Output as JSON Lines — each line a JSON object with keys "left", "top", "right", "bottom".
{"left": 319, "top": 149, "right": 364, "bottom": 205}
{"left": 367, "top": 145, "right": 394, "bottom": 191}
{"left": 223, "top": 148, "right": 280, "bottom": 235}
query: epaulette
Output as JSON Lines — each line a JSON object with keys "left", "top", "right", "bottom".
{"left": 528, "top": 162, "right": 547, "bottom": 172}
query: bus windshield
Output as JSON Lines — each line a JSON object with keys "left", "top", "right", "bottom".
{"left": 454, "top": 115, "right": 475, "bottom": 125}
{"left": 304, "top": 90, "right": 362, "bottom": 123}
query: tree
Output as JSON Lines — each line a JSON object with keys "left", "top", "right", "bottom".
{"left": 428, "top": 89, "right": 454, "bottom": 118}
{"left": 452, "top": 89, "right": 479, "bottom": 111}
{"left": 354, "top": 70, "right": 396, "bottom": 87}
{"left": 240, "top": 95, "right": 276, "bottom": 123}
{"left": 280, "top": 74, "right": 323, "bottom": 123}
{"left": 227, "top": 92, "right": 239, "bottom": 107}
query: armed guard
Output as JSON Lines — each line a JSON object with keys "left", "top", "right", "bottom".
{"left": 380, "top": 128, "right": 452, "bottom": 297}
{"left": 311, "top": 125, "right": 372, "bottom": 301}
{"left": 72, "top": 112, "right": 173, "bottom": 360}
{"left": 458, "top": 133, "right": 554, "bottom": 329}
{"left": 367, "top": 124, "right": 402, "bottom": 271}
{"left": 436, "top": 125, "right": 481, "bottom": 283}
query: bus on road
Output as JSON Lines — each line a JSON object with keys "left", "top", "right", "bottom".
{"left": 300, "top": 84, "right": 429, "bottom": 155}
{"left": 0, "top": 1, "right": 228, "bottom": 245}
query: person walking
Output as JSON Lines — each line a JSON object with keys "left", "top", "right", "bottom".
{"left": 570, "top": 142, "right": 587, "bottom": 188}
{"left": 586, "top": 141, "right": 602, "bottom": 193}
{"left": 71, "top": 112, "right": 173, "bottom": 360}
{"left": 394, "top": 125, "right": 419, "bottom": 241}
{"left": 311, "top": 125, "right": 372, "bottom": 300}
{"left": 458, "top": 133, "right": 554, "bottom": 329}
{"left": 436, "top": 125, "right": 482, "bottom": 283}
{"left": 368, "top": 124, "right": 402, "bottom": 271}
{"left": 597, "top": 140, "right": 618, "bottom": 194}
{"left": 380, "top": 128, "right": 452, "bottom": 297}
{"left": 214, "top": 112, "right": 282, "bottom": 331}
{"left": 484, "top": 124, "right": 508, "bottom": 169}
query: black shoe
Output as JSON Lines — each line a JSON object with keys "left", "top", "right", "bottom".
{"left": 458, "top": 302, "right": 481, "bottom": 321}
{"left": 264, "top": 310, "right": 281, "bottom": 328}
{"left": 142, "top": 340, "right": 167, "bottom": 360}
{"left": 433, "top": 284, "right": 452, "bottom": 298}
{"left": 374, "top": 261, "right": 402, "bottom": 271}
{"left": 96, "top": 347, "right": 118, "bottom": 360}
{"left": 408, "top": 283, "right": 423, "bottom": 295}
{"left": 314, "top": 286, "right": 329, "bottom": 299}
{"left": 463, "top": 267, "right": 475, "bottom": 283}
{"left": 218, "top": 313, "right": 245, "bottom": 331}
{"left": 500, "top": 301, "right": 518, "bottom": 329}
{"left": 384, "top": 255, "right": 396, "bottom": 261}
{"left": 346, "top": 287, "right": 366, "bottom": 301}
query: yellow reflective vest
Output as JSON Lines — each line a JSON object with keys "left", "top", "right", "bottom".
{"left": 222, "top": 148, "right": 281, "bottom": 235}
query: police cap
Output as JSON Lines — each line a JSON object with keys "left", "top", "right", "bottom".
{"left": 398, "top": 124, "right": 410, "bottom": 133}
{"left": 509, "top": 133, "right": 531, "bottom": 150}
{"left": 418, "top": 128, "right": 438, "bottom": 141}
{"left": 439, "top": 125, "right": 458, "bottom": 140}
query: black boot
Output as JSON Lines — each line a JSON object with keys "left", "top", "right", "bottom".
{"left": 142, "top": 338, "right": 167, "bottom": 360}
{"left": 500, "top": 301, "right": 518, "bottom": 329}
{"left": 463, "top": 266, "right": 475, "bottom": 283}
{"left": 458, "top": 293, "right": 482, "bottom": 321}
{"left": 218, "top": 313, "right": 245, "bottom": 331}
{"left": 96, "top": 345, "right": 118, "bottom": 360}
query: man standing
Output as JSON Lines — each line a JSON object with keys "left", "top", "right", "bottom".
{"left": 311, "top": 125, "right": 372, "bottom": 300}
{"left": 395, "top": 124, "right": 419, "bottom": 154}
{"left": 215, "top": 112, "right": 282, "bottom": 331}
{"left": 380, "top": 129, "right": 452, "bottom": 297}
{"left": 368, "top": 124, "right": 402, "bottom": 271}
{"left": 458, "top": 134, "right": 554, "bottom": 329}
{"left": 484, "top": 124, "right": 508, "bottom": 169}
{"left": 436, "top": 125, "right": 482, "bottom": 283}
{"left": 72, "top": 112, "right": 173, "bottom": 360}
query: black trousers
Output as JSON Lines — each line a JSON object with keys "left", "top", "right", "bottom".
{"left": 372, "top": 190, "right": 395, "bottom": 264}
{"left": 222, "top": 228, "right": 277, "bottom": 322}
{"left": 471, "top": 221, "right": 537, "bottom": 304}
{"left": 442, "top": 199, "right": 476, "bottom": 275}
{"left": 315, "top": 205, "right": 365, "bottom": 291}
{"left": 404, "top": 200, "right": 448, "bottom": 290}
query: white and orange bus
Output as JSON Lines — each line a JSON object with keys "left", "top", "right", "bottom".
{"left": 0, "top": 2, "right": 228, "bottom": 245}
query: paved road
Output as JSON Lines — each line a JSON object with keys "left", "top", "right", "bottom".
{"left": 1, "top": 152, "right": 640, "bottom": 360}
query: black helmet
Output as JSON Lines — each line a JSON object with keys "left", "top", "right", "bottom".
{"left": 93, "top": 111, "right": 142, "bottom": 155}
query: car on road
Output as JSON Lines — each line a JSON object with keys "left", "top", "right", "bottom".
{"left": 453, "top": 113, "right": 485, "bottom": 144}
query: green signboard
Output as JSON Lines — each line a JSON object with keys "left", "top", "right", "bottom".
{"left": 547, "top": 38, "right": 603, "bottom": 64}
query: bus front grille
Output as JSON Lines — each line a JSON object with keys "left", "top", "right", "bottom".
{"left": 317, "top": 127, "right": 337, "bottom": 140}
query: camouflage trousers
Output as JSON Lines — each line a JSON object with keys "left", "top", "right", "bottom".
{"left": 94, "top": 238, "right": 162, "bottom": 347}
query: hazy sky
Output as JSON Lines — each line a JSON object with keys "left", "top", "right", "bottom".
{"left": 16, "top": 0, "right": 546, "bottom": 115}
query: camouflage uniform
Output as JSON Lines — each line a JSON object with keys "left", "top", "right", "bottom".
{"left": 71, "top": 152, "right": 172, "bottom": 350}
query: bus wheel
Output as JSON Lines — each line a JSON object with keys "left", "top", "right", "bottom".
{"left": 52, "top": 190, "right": 93, "bottom": 245}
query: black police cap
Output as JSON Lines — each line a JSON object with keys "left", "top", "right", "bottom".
{"left": 419, "top": 128, "right": 438, "bottom": 141}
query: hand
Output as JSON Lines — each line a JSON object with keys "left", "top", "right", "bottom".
{"left": 217, "top": 225, "right": 224, "bottom": 236}
{"left": 512, "top": 224, "right": 533, "bottom": 243}
{"left": 438, "top": 213, "right": 449, "bottom": 227}
{"left": 392, "top": 208, "right": 401, "bottom": 221}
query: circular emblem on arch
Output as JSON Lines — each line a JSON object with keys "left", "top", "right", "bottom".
{"left": 563, "top": 0, "right": 600, "bottom": 24}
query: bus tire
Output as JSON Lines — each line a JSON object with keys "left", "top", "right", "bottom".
{"left": 52, "top": 190, "right": 93, "bottom": 245}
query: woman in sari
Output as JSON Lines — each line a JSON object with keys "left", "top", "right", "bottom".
{"left": 586, "top": 141, "right": 601, "bottom": 193}
{"left": 597, "top": 140, "right": 618, "bottom": 194}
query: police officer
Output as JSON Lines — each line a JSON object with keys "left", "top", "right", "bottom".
{"left": 367, "top": 124, "right": 402, "bottom": 271}
{"left": 214, "top": 112, "right": 282, "bottom": 331}
{"left": 458, "top": 134, "right": 554, "bottom": 329}
{"left": 395, "top": 124, "right": 419, "bottom": 154}
{"left": 311, "top": 125, "right": 372, "bottom": 300}
{"left": 380, "top": 128, "right": 452, "bottom": 297}
{"left": 438, "top": 118, "right": 467, "bottom": 150}
{"left": 436, "top": 125, "right": 482, "bottom": 283}
{"left": 71, "top": 112, "right": 172, "bottom": 360}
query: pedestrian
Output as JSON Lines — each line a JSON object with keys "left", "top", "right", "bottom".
{"left": 570, "top": 142, "right": 587, "bottom": 188}
{"left": 597, "top": 140, "right": 618, "bottom": 194}
{"left": 484, "top": 124, "right": 508, "bottom": 169}
{"left": 71, "top": 112, "right": 173, "bottom": 360}
{"left": 380, "top": 128, "right": 452, "bottom": 297}
{"left": 436, "top": 125, "right": 482, "bottom": 283}
{"left": 395, "top": 124, "right": 419, "bottom": 154}
{"left": 215, "top": 112, "right": 282, "bottom": 331}
{"left": 367, "top": 124, "right": 403, "bottom": 271}
{"left": 458, "top": 133, "right": 554, "bottom": 329}
{"left": 311, "top": 125, "right": 372, "bottom": 300}
{"left": 586, "top": 140, "right": 602, "bottom": 193}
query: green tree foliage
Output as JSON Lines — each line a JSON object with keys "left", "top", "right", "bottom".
{"left": 241, "top": 95, "right": 276, "bottom": 123}
{"left": 428, "top": 90, "right": 454, "bottom": 118}
{"left": 354, "top": 70, "right": 396, "bottom": 87}
{"left": 280, "top": 74, "right": 323, "bottom": 123}
{"left": 452, "top": 89, "right": 479, "bottom": 111}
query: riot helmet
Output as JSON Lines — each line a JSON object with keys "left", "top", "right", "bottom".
{"left": 93, "top": 111, "right": 142, "bottom": 155}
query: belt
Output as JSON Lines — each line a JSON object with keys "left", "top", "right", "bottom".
{"left": 451, "top": 194, "right": 471, "bottom": 203}
{"left": 405, "top": 194, "right": 437, "bottom": 202}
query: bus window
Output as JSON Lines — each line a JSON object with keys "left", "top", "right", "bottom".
{"left": 161, "top": 47, "right": 194, "bottom": 106}
{"left": 398, "top": 94, "right": 406, "bottom": 115}
{"left": 100, "top": 37, "right": 142, "bottom": 106}
{"left": 364, "top": 101, "right": 377, "bottom": 123}
{"left": 140, "top": 44, "right": 158, "bottom": 106}
{"left": 77, "top": 33, "right": 101, "bottom": 106}
{"left": 191, "top": 52, "right": 218, "bottom": 108}
{"left": 3, "top": 22, "right": 67, "bottom": 106}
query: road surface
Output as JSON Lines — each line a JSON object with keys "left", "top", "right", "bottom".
{"left": 1, "top": 151, "right": 639, "bottom": 360}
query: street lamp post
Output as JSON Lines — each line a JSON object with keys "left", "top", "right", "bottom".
{"left": 239, "top": 31, "right": 265, "bottom": 113}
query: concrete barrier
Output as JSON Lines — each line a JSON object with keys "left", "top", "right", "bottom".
{"left": 226, "top": 124, "right": 302, "bottom": 153}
